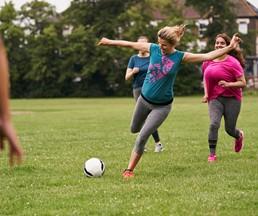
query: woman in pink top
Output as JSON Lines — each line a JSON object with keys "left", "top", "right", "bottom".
{"left": 202, "top": 33, "right": 246, "bottom": 162}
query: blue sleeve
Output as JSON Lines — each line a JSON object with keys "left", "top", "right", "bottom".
{"left": 127, "top": 55, "right": 135, "bottom": 69}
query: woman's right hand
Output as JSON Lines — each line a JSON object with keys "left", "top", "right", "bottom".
{"left": 0, "top": 118, "right": 23, "bottom": 166}
{"left": 97, "top": 37, "right": 110, "bottom": 46}
{"left": 202, "top": 95, "right": 208, "bottom": 103}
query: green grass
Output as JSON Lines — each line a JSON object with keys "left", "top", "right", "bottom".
{"left": 0, "top": 96, "right": 257, "bottom": 216}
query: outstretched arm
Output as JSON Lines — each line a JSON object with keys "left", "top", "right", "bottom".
{"left": 183, "top": 34, "right": 241, "bottom": 63}
{"left": 98, "top": 37, "right": 151, "bottom": 53}
{"left": 0, "top": 38, "right": 23, "bottom": 166}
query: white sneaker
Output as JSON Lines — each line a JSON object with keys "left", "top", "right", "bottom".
{"left": 154, "top": 143, "right": 164, "bottom": 152}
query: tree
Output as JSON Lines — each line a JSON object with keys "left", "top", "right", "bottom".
{"left": 19, "top": 0, "right": 57, "bottom": 35}
{"left": 18, "top": 0, "right": 64, "bottom": 97}
{"left": 0, "top": 2, "right": 29, "bottom": 97}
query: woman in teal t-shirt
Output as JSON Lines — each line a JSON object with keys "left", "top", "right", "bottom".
{"left": 125, "top": 36, "right": 163, "bottom": 153}
{"left": 98, "top": 25, "right": 241, "bottom": 179}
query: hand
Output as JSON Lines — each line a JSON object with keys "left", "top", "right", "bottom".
{"left": 132, "top": 67, "right": 139, "bottom": 74}
{"left": 97, "top": 37, "right": 110, "bottom": 46}
{"left": 229, "top": 33, "right": 242, "bottom": 49}
{"left": 218, "top": 80, "right": 230, "bottom": 88}
{"left": 0, "top": 118, "right": 23, "bottom": 166}
{"left": 202, "top": 95, "right": 208, "bottom": 103}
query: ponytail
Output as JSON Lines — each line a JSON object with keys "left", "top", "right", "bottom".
{"left": 158, "top": 24, "right": 186, "bottom": 45}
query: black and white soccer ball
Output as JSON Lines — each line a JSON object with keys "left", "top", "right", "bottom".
{"left": 84, "top": 157, "right": 105, "bottom": 177}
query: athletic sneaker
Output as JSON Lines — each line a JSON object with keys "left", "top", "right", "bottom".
{"left": 122, "top": 169, "right": 134, "bottom": 179}
{"left": 208, "top": 153, "right": 217, "bottom": 162}
{"left": 154, "top": 143, "right": 164, "bottom": 152}
{"left": 235, "top": 130, "right": 244, "bottom": 153}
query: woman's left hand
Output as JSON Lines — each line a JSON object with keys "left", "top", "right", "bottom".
{"left": 230, "top": 34, "right": 242, "bottom": 49}
{"left": 218, "top": 80, "right": 230, "bottom": 88}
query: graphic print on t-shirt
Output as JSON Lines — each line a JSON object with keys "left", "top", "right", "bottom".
{"left": 149, "top": 56, "right": 174, "bottom": 83}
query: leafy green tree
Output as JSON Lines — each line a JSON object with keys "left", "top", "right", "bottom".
{"left": 62, "top": 0, "right": 142, "bottom": 96}
{"left": 18, "top": 0, "right": 64, "bottom": 97}
{"left": 0, "top": 2, "right": 30, "bottom": 97}
{"left": 19, "top": 0, "right": 57, "bottom": 35}
{"left": 25, "top": 25, "right": 64, "bottom": 97}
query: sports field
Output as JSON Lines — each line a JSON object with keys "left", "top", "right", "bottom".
{"left": 0, "top": 96, "right": 257, "bottom": 215}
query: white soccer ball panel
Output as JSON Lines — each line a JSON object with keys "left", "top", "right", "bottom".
{"left": 84, "top": 157, "right": 105, "bottom": 177}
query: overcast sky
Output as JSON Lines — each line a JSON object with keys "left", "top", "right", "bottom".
{"left": 247, "top": 0, "right": 258, "bottom": 7}
{"left": 0, "top": 0, "right": 258, "bottom": 13}
{"left": 0, "top": 0, "right": 71, "bottom": 12}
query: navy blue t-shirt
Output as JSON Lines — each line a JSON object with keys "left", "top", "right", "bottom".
{"left": 127, "top": 55, "right": 150, "bottom": 89}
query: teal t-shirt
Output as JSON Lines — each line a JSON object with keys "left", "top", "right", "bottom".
{"left": 141, "top": 43, "right": 184, "bottom": 104}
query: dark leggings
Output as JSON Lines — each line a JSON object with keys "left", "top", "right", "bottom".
{"left": 208, "top": 96, "right": 241, "bottom": 149}
{"left": 133, "top": 88, "right": 160, "bottom": 142}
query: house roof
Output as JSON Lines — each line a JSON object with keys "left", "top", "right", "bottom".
{"left": 172, "top": 0, "right": 258, "bottom": 19}
{"left": 234, "top": 0, "right": 258, "bottom": 17}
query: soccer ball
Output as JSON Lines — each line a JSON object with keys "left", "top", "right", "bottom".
{"left": 84, "top": 157, "right": 105, "bottom": 177}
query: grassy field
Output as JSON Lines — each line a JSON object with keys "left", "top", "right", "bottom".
{"left": 0, "top": 96, "right": 257, "bottom": 216}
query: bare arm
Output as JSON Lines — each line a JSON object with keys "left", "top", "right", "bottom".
{"left": 218, "top": 75, "right": 246, "bottom": 88}
{"left": 125, "top": 67, "right": 139, "bottom": 81}
{"left": 98, "top": 37, "right": 151, "bottom": 53}
{"left": 202, "top": 79, "right": 208, "bottom": 103}
{"left": 0, "top": 39, "right": 10, "bottom": 117}
{"left": 183, "top": 34, "right": 241, "bottom": 63}
{"left": 0, "top": 38, "right": 23, "bottom": 166}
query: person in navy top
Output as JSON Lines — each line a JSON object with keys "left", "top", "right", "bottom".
{"left": 125, "top": 36, "right": 163, "bottom": 153}
{"left": 98, "top": 25, "right": 241, "bottom": 178}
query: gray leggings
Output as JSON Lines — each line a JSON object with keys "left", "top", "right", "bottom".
{"left": 208, "top": 96, "right": 241, "bottom": 144}
{"left": 130, "top": 95, "right": 171, "bottom": 154}
{"left": 133, "top": 88, "right": 160, "bottom": 143}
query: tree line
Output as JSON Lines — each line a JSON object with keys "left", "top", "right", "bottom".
{"left": 0, "top": 0, "right": 250, "bottom": 98}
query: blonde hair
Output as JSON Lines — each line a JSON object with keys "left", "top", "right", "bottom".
{"left": 157, "top": 24, "right": 186, "bottom": 45}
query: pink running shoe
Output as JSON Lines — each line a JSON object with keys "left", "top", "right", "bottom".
{"left": 122, "top": 169, "right": 134, "bottom": 179}
{"left": 235, "top": 130, "right": 244, "bottom": 153}
{"left": 208, "top": 154, "right": 217, "bottom": 162}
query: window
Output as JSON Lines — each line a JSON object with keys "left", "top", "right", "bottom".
{"left": 236, "top": 18, "right": 249, "bottom": 34}
{"left": 195, "top": 19, "right": 209, "bottom": 37}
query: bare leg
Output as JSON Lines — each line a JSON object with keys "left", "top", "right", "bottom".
{"left": 127, "top": 150, "right": 142, "bottom": 171}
